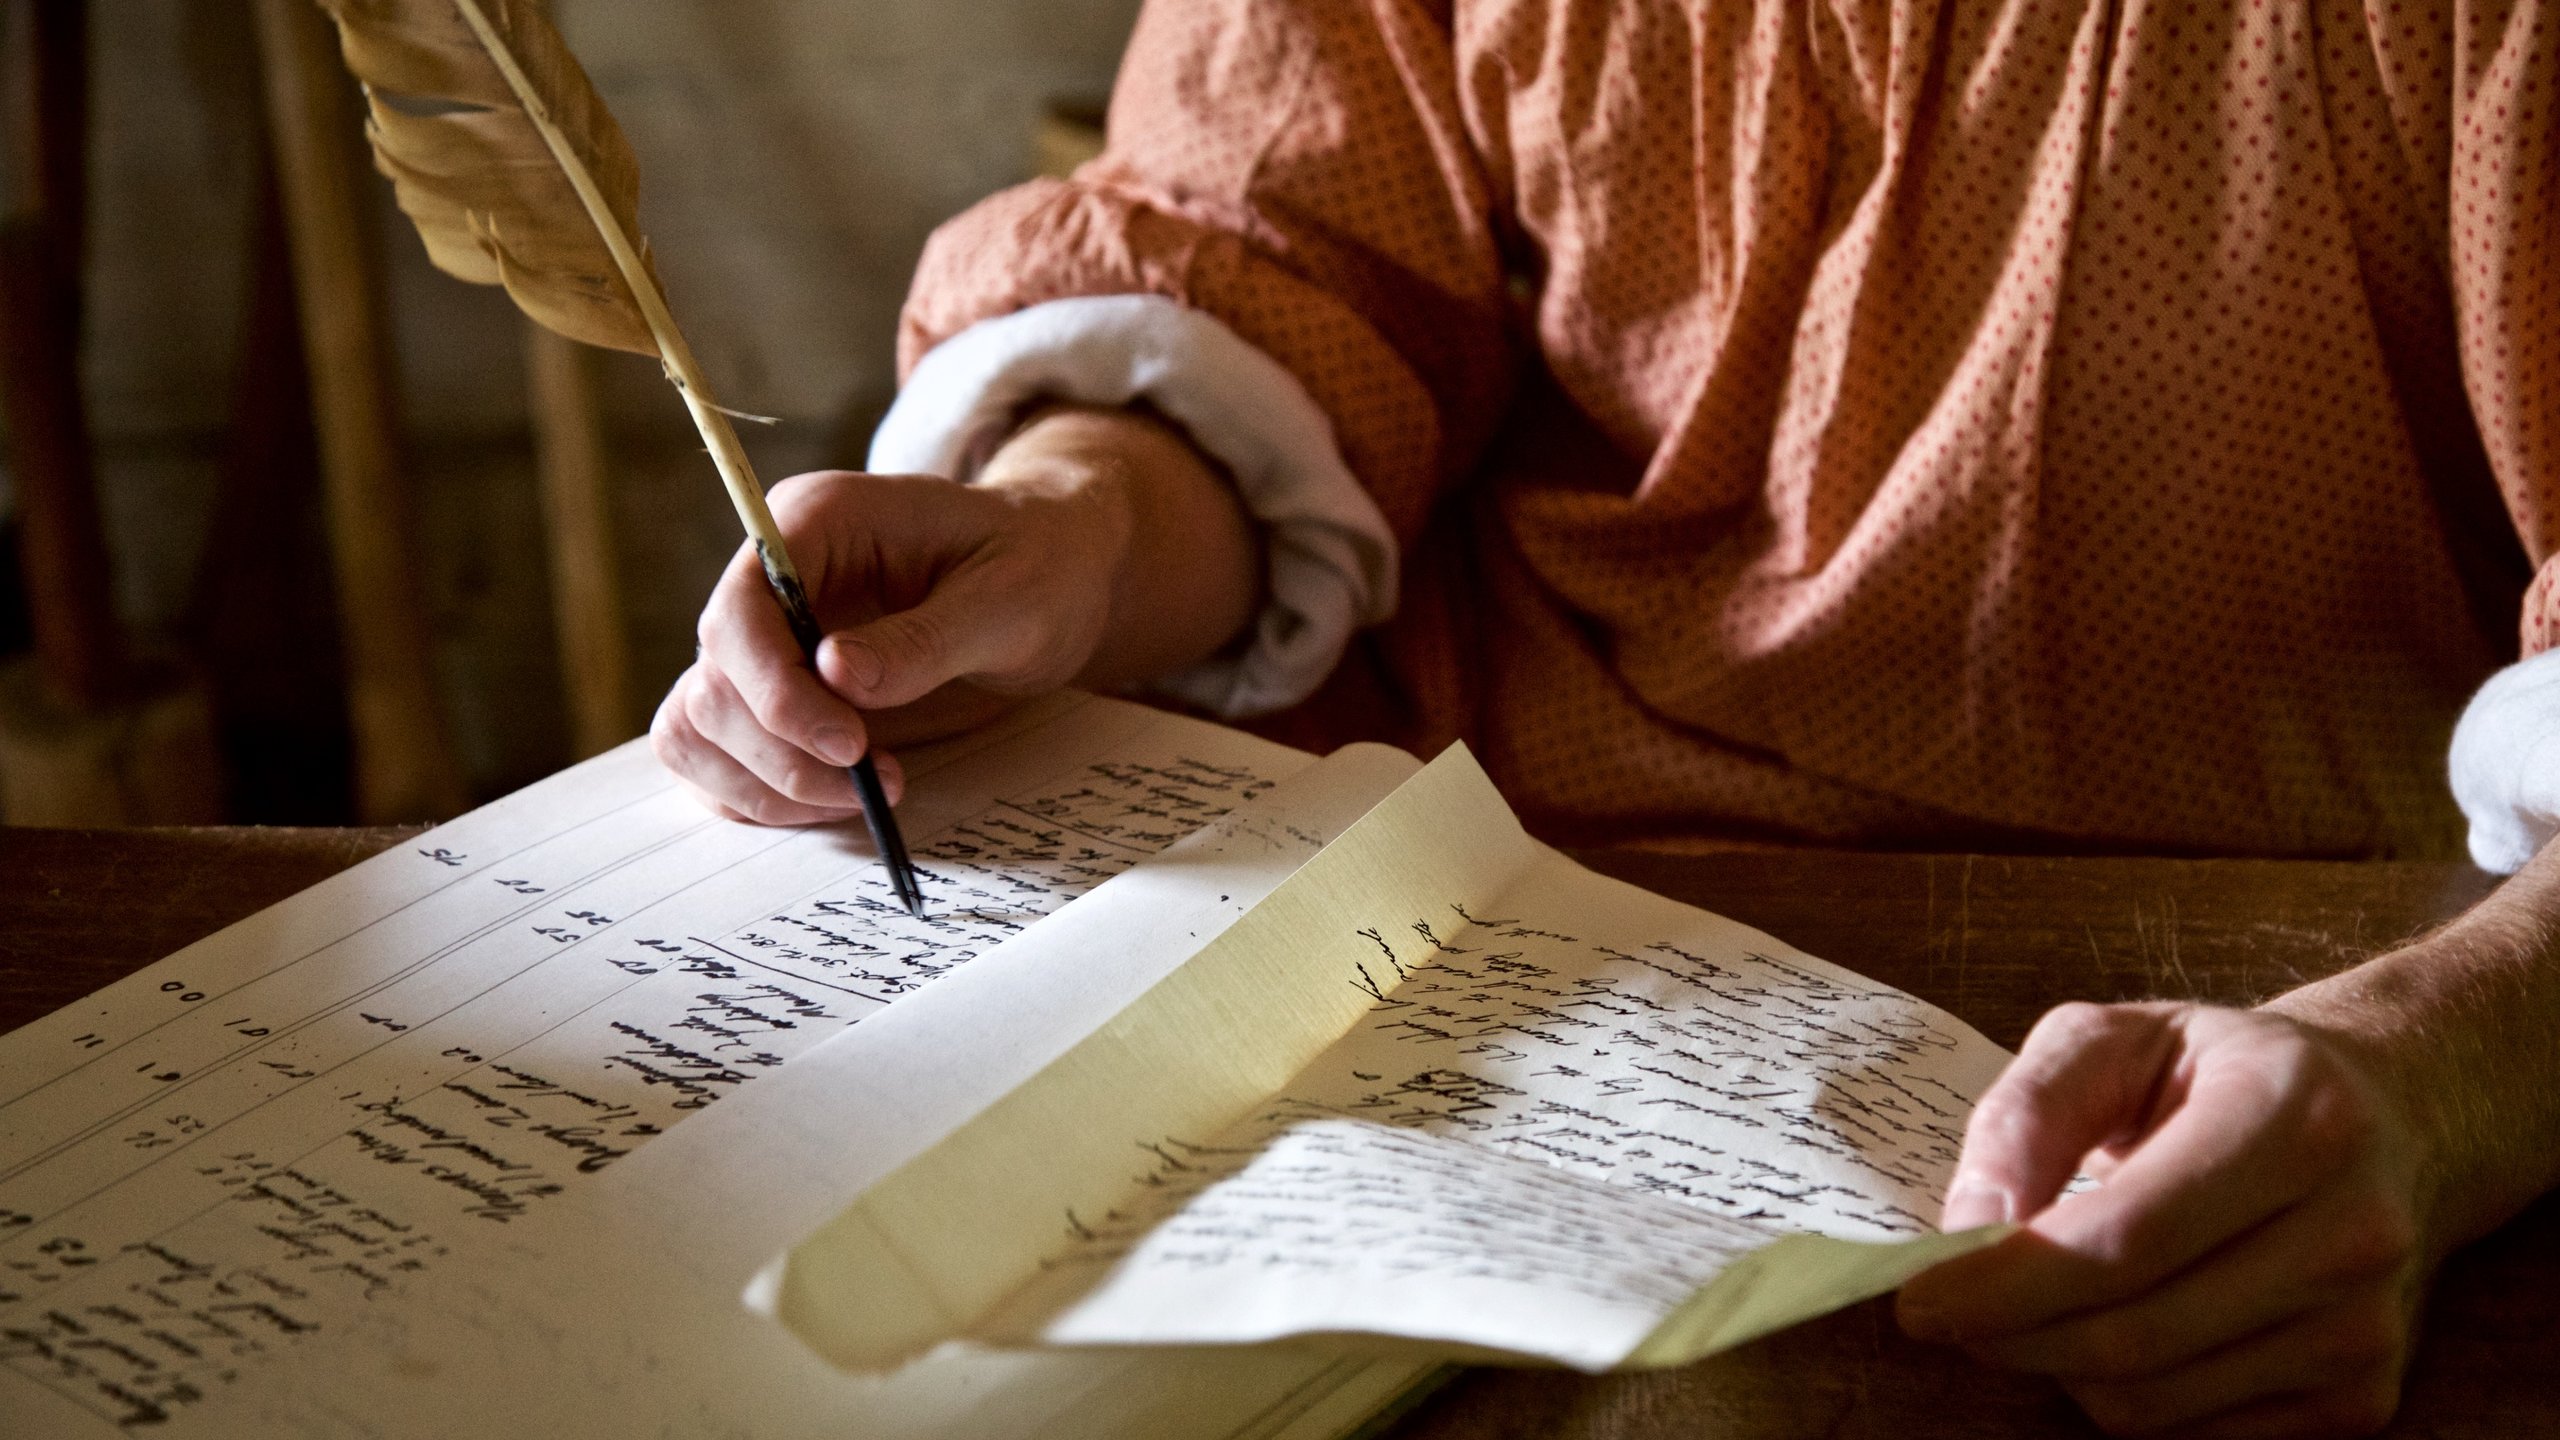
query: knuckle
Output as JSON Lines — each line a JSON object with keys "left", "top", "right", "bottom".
{"left": 2076, "top": 1212, "right": 2147, "bottom": 1271}
{"left": 2057, "top": 1197, "right": 2164, "bottom": 1273}
{"left": 2288, "top": 1076, "right": 2380, "bottom": 1173}
{"left": 874, "top": 608, "right": 950, "bottom": 669}
{"left": 648, "top": 718, "right": 688, "bottom": 773}
{"left": 760, "top": 761, "right": 815, "bottom": 805}
{"left": 738, "top": 791, "right": 795, "bottom": 828}
{"left": 2027, "top": 1000, "right": 2121, "bottom": 1053}
{"left": 649, "top": 684, "right": 687, "bottom": 738}
{"left": 650, "top": 691, "right": 703, "bottom": 760}
{"left": 2222, "top": 1026, "right": 2309, "bottom": 1093}
{"left": 681, "top": 669, "right": 729, "bottom": 732}
{"left": 697, "top": 580, "right": 753, "bottom": 650}
{"left": 722, "top": 668, "right": 797, "bottom": 733}
{"left": 773, "top": 756, "right": 846, "bottom": 807}
{"left": 720, "top": 657, "right": 778, "bottom": 713}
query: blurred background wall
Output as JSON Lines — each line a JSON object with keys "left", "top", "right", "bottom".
{"left": 0, "top": 0, "right": 1140, "bottom": 820}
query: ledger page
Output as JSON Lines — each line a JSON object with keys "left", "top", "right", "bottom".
{"left": 225, "top": 740, "right": 1433, "bottom": 1440}
{"left": 0, "top": 695, "right": 1423, "bottom": 1437}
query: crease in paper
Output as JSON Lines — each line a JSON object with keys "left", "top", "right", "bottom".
{"left": 765, "top": 744, "right": 1545, "bottom": 1366}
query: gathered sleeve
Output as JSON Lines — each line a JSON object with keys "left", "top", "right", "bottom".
{"left": 2434, "top": 0, "right": 2560, "bottom": 871}
{"left": 2447, "top": 0, "right": 2560, "bottom": 650}
{"left": 895, "top": 0, "right": 1519, "bottom": 548}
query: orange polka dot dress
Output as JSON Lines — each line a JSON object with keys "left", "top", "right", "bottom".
{"left": 900, "top": 0, "right": 2559, "bottom": 857}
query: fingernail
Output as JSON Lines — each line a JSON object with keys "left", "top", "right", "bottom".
{"left": 1941, "top": 1176, "right": 2017, "bottom": 1229}
{"left": 811, "top": 725, "right": 859, "bottom": 767}
{"left": 837, "top": 639, "right": 884, "bottom": 693}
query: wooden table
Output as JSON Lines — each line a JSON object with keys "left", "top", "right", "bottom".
{"left": 2, "top": 827, "right": 2551, "bottom": 1438}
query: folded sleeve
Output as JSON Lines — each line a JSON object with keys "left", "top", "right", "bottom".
{"left": 896, "top": 0, "right": 1519, "bottom": 551}
{"left": 2451, "top": 649, "right": 2560, "bottom": 872}
{"left": 868, "top": 295, "right": 1398, "bottom": 716}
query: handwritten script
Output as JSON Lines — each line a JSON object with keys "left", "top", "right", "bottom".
{"left": 0, "top": 708, "right": 1294, "bottom": 1430}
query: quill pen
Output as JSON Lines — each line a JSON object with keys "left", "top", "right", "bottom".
{"left": 309, "top": 0, "right": 925, "bottom": 915}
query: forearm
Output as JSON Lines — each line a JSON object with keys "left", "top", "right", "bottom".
{"left": 2267, "top": 841, "right": 2560, "bottom": 1256}
{"left": 973, "top": 404, "right": 1263, "bottom": 690}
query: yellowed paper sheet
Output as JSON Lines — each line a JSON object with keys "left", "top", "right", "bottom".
{"left": 775, "top": 746, "right": 2015, "bottom": 1374}
{"left": 767, "top": 740, "right": 1547, "bottom": 1368}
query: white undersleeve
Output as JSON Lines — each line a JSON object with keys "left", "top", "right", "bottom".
{"left": 2450, "top": 647, "right": 2560, "bottom": 873}
{"left": 868, "top": 295, "right": 1397, "bottom": 717}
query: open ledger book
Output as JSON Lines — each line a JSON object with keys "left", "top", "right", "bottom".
{"left": 0, "top": 694, "right": 2009, "bottom": 1437}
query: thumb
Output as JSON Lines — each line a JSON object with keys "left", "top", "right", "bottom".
{"left": 818, "top": 568, "right": 1055, "bottom": 711}
{"left": 1940, "top": 1001, "right": 2183, "bottom": 1229}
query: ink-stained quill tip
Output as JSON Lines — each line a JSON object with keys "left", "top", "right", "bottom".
{"left": 846, "top": 755, "right": 925, "bottom": 920}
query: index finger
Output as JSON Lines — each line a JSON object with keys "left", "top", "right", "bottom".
{"left": 697, "top": 540, "right": 875, "bottom": 769}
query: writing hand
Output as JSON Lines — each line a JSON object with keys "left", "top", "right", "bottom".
{"left": 1897, "top": 1002, "right": 2431, "bottom": 1438}
{"left": 652, "top": 406, "right": 1257, "bottom": 825}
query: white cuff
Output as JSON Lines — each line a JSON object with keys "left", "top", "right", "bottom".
{"left": 868, "top": 295, "right": 1398, "bottom": 717}
{"left": 2450, "top": 647, "right": 2560, "bottom": 872}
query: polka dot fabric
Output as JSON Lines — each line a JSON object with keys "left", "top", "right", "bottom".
{"left": 900, "top": 0, "right": 2557, "bottom": 858}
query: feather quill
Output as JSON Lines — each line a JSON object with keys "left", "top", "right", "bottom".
{"left": 310, "top": 0, "right": 926, "bottom": 913}
{"left": 311, "top": 0, "right": 763, "bottom": 522}
{"left": 319, "top": 0, "right": 653, "bottom": 351}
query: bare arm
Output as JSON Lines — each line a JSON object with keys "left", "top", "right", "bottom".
{"left": 2271, "top": 846, "right": 2560, "bottom": 1256}
{"left": 651, "top": 404, "right": 1259, "bottom": 825}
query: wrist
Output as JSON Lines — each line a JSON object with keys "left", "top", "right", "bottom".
{"left": 2260, "top": 982, "right": 2459, "bottom": 1263}
{"left": 977, "top": 404, "right": 1260, "bottom": 689}
{"left": 976, "top": 405, "right": 1142, "bottom": 609}
{"left": 977, "top": 402, "right": 1142, "bottom": 514}
{"left": 2264, "top": 887, "right": 2557, "bottom": 1258}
